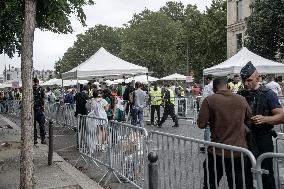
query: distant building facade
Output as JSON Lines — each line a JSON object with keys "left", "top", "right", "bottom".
{"left": 3, "top": 65, "right": 54, "bottom": 82}
{"left": 227, "top": 0, "right": 253, "bottom": 58}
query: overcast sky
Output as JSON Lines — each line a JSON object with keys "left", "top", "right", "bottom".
{"left": 0, "top": 0, "right": 212, "bottom": 73}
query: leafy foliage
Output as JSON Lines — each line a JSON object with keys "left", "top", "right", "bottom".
{"left": 55, "top": 25, "right": 122, "bottom": 77}
{"left": 55, "top": 0, "right": 227, "bottom": 80}
{"left": 245, "top": 0, "right": 284, "bottom": 60}
{"left": 119, "top": 10, "right": 183, "bottom": 77}
{"left": 0, "top": 0, "right": 94, "bottom": 58}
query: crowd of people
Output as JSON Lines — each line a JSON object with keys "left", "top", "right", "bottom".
{"left": 1, "top": 62, "right": 284, "bottom": 188}
{"left": 198, "top": 61, "right": 284, "bottom": 189}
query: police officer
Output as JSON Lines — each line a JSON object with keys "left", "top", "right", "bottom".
{"left": 228, "top": 74, "right": 242, "bottom": 93}
{"left": 149, "top": 83, "right": 162, "bottom": 126}
{"left": 158, "top": 84, "right": 179, "bottom": 128}
{"left": 238, "top": 61, "right": 283, "bottom": 189}
{"left": 33, "top": 78, "right": 46, "bottom": 145}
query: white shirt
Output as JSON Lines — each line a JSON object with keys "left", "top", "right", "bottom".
{"left": 89, "top": 98, "right": 108, "bottom": 120}
{"left": 202, "top": 81, "right": 214, "bottom": 99}
{"left": 266, "top": 81, "right": 282, "bottom": 96}
{"left": 200, "top": 81, "right": 214, "bottom": 105}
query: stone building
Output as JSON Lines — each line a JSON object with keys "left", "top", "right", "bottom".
{"left": 227, "top": 0, "right": 253, "bottom": 58}
{"left": 3, "top": 65, "right": 54, "bottom": 82}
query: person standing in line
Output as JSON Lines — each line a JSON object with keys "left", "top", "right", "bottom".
{"left": 74, "top": 85, "right": 89, "bottom": 117}
{"left": 123, "top": 81, "right": 135, "bottom": 121}
{"left": 238, "top": 61, "right": 283, "bottom": 189}
{"left": 199, "top": 74, "right": 214, "bottom": 152}
{"left": 74, "top": 85, "right": 89, "bottom": 148}
{"left": 266, "top": 75, "right": 283, "bottom": 105}
{"left": 158, "top": 84, "right": 179, "bottom": 128}
{"left": 89, "top": 90, "right": 109, "bottom": 151}
{"left": 197, "top": 77, "right": 252, "bottom": 189}
{"left": 148, "top": 83, "right": 162, "bottom": 126}
{"left": 130, "top": 82, "right": 147, "bottom": 128}
{"left": 33, "top": 78, "right": 46, "bottom": 144}
{"left": 228, "top": 74, "right": 242, "bottom": 93}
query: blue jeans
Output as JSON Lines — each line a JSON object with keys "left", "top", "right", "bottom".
{"left": 204, "top": 127, "right": 211, "bottom": 141}
{"left": 131, "top": 107, "right": 144, "bottom": 128}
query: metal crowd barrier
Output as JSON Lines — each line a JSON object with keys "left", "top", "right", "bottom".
{"left": 109, "top": 121, "right": 148, "bottom": 188}
{"left": 275, "top": 133, "right": 284, "bottom": 189}
{"left": 147, "top": 131, "right": 257, "bottom": 189}
{"left": 255, "top": 153, "right": 284, "bottom": 189}
{"left": 175, "top": 96, "right": 199, "bottom": 124}
{"left": 44, "top": 102, "right": 77, "bottom": 129}
{"left": 6, "top": 100, "right": 21, "bottom": 117}
{"left": 77, "top": 115, "right": 148, "bottom": 188}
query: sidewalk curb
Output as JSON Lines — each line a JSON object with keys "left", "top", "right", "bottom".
{"left": 52, "top": 149, "right": 103, "bottom": 189}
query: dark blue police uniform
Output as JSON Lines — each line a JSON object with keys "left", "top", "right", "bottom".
{"left": 33, "top": 85, "right": 46, "bottom": 144}
{"left": 239, "top": 86, "right": 281, "bottom": 189}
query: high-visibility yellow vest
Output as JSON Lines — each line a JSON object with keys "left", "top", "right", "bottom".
{"left": 168, "top": 89, "right": 175, "bottom": 105}
{"left": 179, "top": 86, "right": 185, "bottom": 97}
{"left": 149, "top": 89, "right": 162, "bottom": 106}
{"left": 228, "top": 82, "right": 242, "bottom": 93}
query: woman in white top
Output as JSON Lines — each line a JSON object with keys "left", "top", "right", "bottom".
{"left": 89, "top": 90, "right": 109, "bottom": 150}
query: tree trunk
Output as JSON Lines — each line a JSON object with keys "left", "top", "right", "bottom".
{"left": 20, "top": 0, "right": 36, "bottom": 188}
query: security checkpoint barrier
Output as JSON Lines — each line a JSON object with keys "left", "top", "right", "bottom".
{"left": 255, "top": 153, "right": 284, "bottom": 189}
{"left": 77, "top": 115, "right": 148, "bottom": 188}
{"left": 44, "top": 102, "right": 77, "bottom": 130}
{"left": 5, "top": 100, "right": 284, "bottom": 189}
{"left": 6, "top": 100, "right": 21, "bottom": 117}
{"left": 275, "top": 133, "right": 284, "bottom": 189}
{"left": 147, "top": 130, "right": 257, "bottom": 189}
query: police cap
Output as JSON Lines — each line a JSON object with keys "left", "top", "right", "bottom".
{"left": 240, "top": 61, "right": 256, "bottom": 80}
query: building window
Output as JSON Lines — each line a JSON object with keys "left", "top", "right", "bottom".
{"left": 7, "top": 74, "right": 10, "bottom": 81}
{"left": 236, "top": 33, "right": 243, "bottom": 52}
{"left": 236, "top": 0, "right": 243, "bottom": 21}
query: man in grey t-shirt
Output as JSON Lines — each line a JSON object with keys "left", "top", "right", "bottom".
{"left": 130, "top": 82, "right": 147, "bottom": 127}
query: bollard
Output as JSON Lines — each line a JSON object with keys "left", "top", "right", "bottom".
{"left": 148, "top": 151, "right": 158, "bottom": 189}
{"left": 48, "top": 120, "right": 53, "bottom": 166}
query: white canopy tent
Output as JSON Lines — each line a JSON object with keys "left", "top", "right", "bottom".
{"left": 203, "top": 47, "right": 284, "bottom": 76}
{"left": 160, "top": 73, "right": 186, "bottom": 81}
{"left": 42, "top": 78, "right": 88, "bottom": 87}
{"left": 125, "top": 75, "right": 159, "bottom": 84}
{"left": 62, "top": 47, "right": 148, "bottom": 80}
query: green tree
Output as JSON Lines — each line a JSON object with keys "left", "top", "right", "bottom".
{"left": 55, "top": 25, "right": 122, "bottom": 76}
{"left": 0, "top": 0, "right": 93, "bottom": 187}
{"left": 120, "top": 9, "right": 183, "bottom": 77}
{"left": 245, "top": 0, "right": 284, "bottom": 60}
{"left": 160, "top": 1, "right": 185, "bottom": 22}
{"left": 183, "top": 0, "right": 227, "bottom": 80}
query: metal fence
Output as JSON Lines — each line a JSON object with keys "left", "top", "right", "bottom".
{"left": 147, "top": 130, "right": 257, "bottom": 189}
{"left": 4, "top": 100, "right": 21, "bottom": 117}
{"left": 4, "top": 100, "right": 284, "bottom": 189}
{"left": 44, "top": 102, "right": 77, "bottom": 130}
{"left": 77, "top": 115, "right": 148, "bottom": 188}
{"left": 255, "top": 153, "right": 284, "bottom": 189}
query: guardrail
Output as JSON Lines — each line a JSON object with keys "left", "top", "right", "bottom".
{"left": 147, "top": 131, "right": 257, "bottom": 189}
{"left": 255, "top": 153, "right": 284, "bottom": 189}
{"left": 3, "top": 100, "right": 284, "bottom": 189}
{"left": 77, "top": 115, "right": 148, "bottom": 188}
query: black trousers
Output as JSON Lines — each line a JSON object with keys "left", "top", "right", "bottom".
{"left": 150, "top": 105, "right": 160, "bottom": 124}
{"left": 246, "top": 134, "right": 275, "bottom": 189}
{"left": 160, "top": 104, "right": 178, "bottom": 125}
{"left": 203, "top": 154, "right": 244, "bottom": 189}
{"left": 34, "top": 109, "right": 46, "bottom": 140}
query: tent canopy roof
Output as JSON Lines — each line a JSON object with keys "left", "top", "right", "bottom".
{"left": 62, "top": 47, "right": 148, "bottom": 80}
{"left": 42, "top": 78, "right": 88, "bottom": 86}
{"left": 160, "top": 73, "right": 186, "bottom": 81}
{"left": 203, "top": 47, "right": 284, "bottom": 76}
